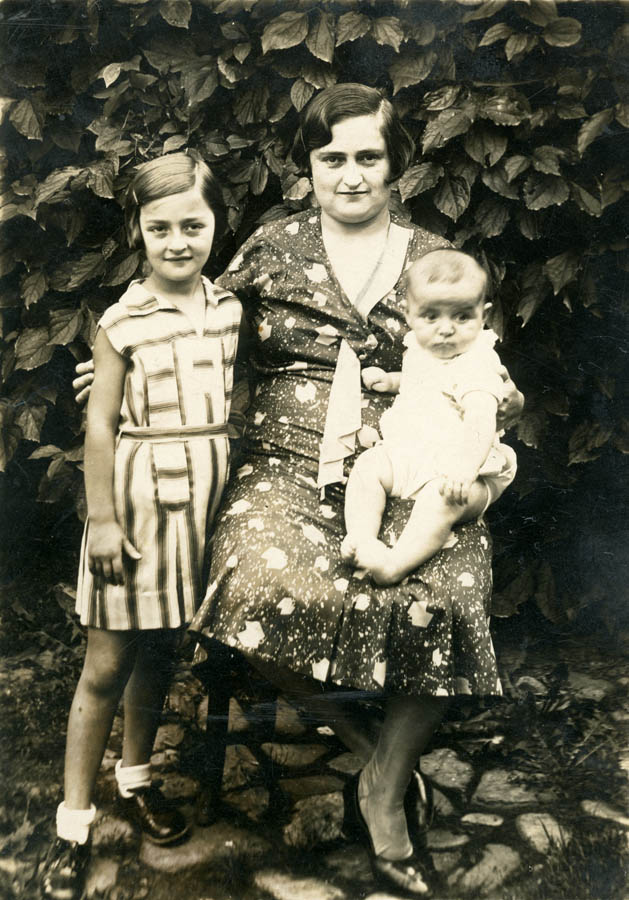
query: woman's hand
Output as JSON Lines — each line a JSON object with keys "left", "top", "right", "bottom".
{"left": 362, "top": 367, "right": 400, "bottom": 393}
{"left": 496, "top": 366, "right": 524, "bottom": 430}
{"left": 73, "top": 359, "right": 95, "bottom": 405}
{"left": 88, "top": 520, "right": 141, "bottom": 585}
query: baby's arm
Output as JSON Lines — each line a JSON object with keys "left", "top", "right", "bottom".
{"left": 439, "top": 391, "right": 498, "bottom": 506}
{"left": 84, "top": 331, "right": 140, "bottom": 584}
{"left": 362, "top": 366, "right": 401, "bottom": 393}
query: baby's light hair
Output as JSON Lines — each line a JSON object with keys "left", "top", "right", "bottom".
{"left": 125, "top": 152, "right": 225, "bottom": 250}
{"left": 405, "top": 249, "right": 488, "bottom": 309}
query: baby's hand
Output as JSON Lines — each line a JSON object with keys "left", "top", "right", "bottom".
{"left": 88, "top": 521, "right": 141, "bottom": 585}
{"left": 362, "top": 367, "right": 394, "bottom": 392}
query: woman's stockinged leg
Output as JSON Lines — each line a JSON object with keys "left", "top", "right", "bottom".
{"left": 121, "top": 629, "right": 179, "bottom": 766}
{"left": 359, "top": 694, "right": 449, "bottom": 860}
{"left": 64, "top": 628, "right": 138, "bottom": 809}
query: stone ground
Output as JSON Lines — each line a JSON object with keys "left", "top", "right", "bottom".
{"left": 3, "top": 631, "right": 629, "bottom": 900}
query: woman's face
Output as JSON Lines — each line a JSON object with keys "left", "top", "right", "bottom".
{"left": 309, "top": 112, "right": 391, "bottom": 226}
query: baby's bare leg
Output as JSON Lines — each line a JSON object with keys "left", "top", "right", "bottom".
{"left": 341, "top": 447, "right": 393, "bottom": 565}
{"left": 362, "top": 478, "right": 489, "bottom": 586}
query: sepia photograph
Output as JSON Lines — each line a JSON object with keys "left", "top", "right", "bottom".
{"left": 0, "top": 1, "right": 628, "bottom": 898}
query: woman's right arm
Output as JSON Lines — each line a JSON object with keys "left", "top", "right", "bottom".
{"left": 84, "top": 332, "right": 139, "bottom": 584}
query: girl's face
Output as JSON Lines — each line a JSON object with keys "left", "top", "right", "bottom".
{"left": 139, "top": 186, "right": 215, "bottom": 291}
{"left": 309, "top": 113, "right": 391, "bottom": 226}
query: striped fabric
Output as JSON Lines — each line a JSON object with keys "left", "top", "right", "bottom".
{"left": 76, "top": 278, "right": 242, "bottom": 631}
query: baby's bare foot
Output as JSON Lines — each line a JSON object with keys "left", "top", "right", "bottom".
{"left": 352, "top": 539, "right": 403, "bottom": 586}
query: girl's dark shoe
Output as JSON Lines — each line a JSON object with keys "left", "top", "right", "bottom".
{"left": 348, "top": 772, "right": 431, "bottom": 897}
{"left": 41, "top": 837, "right": 90, "bottom": 900}
{"left": 118, "top": 784, "right": 189, "bottom": 845}
{"left": 405, "top": 768, "right": 434, "bottom": 849}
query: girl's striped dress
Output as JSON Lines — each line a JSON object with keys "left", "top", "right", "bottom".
{"left": 76, "top": 277, "right": 242, "bottom": 630}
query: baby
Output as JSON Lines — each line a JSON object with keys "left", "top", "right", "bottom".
{"left": 341, "top": 248, "right": 517, "bottom": 585}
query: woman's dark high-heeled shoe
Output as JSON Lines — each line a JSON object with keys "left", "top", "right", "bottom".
{"left": 346, "top": 772, "right": 431, "bottom": 897}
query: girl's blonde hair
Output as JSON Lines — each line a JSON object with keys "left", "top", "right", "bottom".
{"left": 125, "top": 152, "right": 225, "bottom": 249}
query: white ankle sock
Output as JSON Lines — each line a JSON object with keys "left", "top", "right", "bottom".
{"left": 115, "top": 759, "right": 151, "bottom": 798}
{"left": 56, "top": 802, "right": 96, "bottom": 845}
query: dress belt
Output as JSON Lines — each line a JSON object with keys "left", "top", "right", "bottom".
{"left": 119, "top": 423, "right": 228, "bottom": 443}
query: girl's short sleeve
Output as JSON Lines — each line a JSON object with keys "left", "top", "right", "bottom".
{"left": 454, "top": 349, "right": 504, "bottom": 405}
{"left": 96, "top": 304, "right": 131, "bottom": 358}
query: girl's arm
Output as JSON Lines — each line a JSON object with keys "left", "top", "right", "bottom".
{"left": 439, "top": 391, "right": 498, "bottom": 506}
{"left": 84, "top": 330, "right": 140, "bottom": 584}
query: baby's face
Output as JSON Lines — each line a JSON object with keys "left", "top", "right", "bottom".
{"left": 405, "top": 283, "right": 485, "bottom": 359}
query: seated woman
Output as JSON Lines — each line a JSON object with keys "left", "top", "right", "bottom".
{"left": 74, "top": 83, "right": 523, "bottom": 896}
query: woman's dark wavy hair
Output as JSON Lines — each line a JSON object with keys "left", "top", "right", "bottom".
{"left": 291, "top": 83, "right": 415, "bottom": 183}
{"left": 125, "top": 151, "right": 225, "bottom": 250}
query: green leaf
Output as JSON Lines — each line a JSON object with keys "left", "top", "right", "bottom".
{"left": 544, "top": 251, "right": 579, "bottom": 294}
{"left": 570, "top": 182, "right": 602, "bottom": 218}
{"left": 422, "top": 109, "right": 473, "bottom": 153}
{"left": 462, "top": 0, "right": 508, "bottom": 22}
{"left": 336, "top": 11, "right": 370, "bottom": 45}
{"left": 250, "top": 160, "right": 268, "bottom": 196}
{"left": 269, "top": 94, "right": 293, "bottom": 123}
{"left": 0, "top": 421, "right": 21, "bottom": 472}
{"left": 35, "top": 167, "right": 80, "bottom": 206}
{"left": 531, "top": 145, "right": 563, "bottom": 176}
{"left": 9, "top": 98, "right": 43, "bottom": 140}
{"left": 616, "top": 103, "right": 629, "bottom": 129}
{"left": 504, "top": 154, "right": 529, "bottom": 182}
{"left": 104, "top": 251, "right": 142, "bottom": 286}
{"left": 542, "top": 16, "right": 582, "bottom": 48}
{"left": 0, "top": 251, "right": 17, "bottom": 278}
{"left": 516, "top": 208, "right": 540, "bottom": 240}
{"left": 505, "top": 33, "right": 536, "bottom": 61}
{"left": 0, "top": 97, "right": 16, "bottom": 124}
{"left": 234, "top": 42, "right": 251, "bottom": 64}
{"left": 523, "top": 173, "right": 569, "bottom": 210}
{"left": 233, "top": 83, "right": 269, "bottom": 125}
{"left": 290, "top": 78, "right": 315, "bottom": 112}
{"left": 433, "top": 174, "right": 470, "bottom": 222}
{"left": 481, "top": 166, "right": 519, "bottom": 199}
{"left": 463, "top": 124, "right": 507, "bottom": 166}
{"left": 517, "top": 263, "right": 549, "bottom": 325}
{"left": 371, "top": 17, "right": 404, "bottom": 52}
{"left": 568, "top": 421, "right": 612, "bottom": 465}
{"left": 519, "top": 0, "right": 558, "bottom": 28}
{"left": 398, "top": 162, "right": 444, "bottom": 202}
{"left": 423, "top": 85, "right": 461, "bottom": 112}
{"left": 408, "top": 22, "right": 436, "bottom": 46}
{"left": 577, "top": 108, "right": 613, "bottom": 156}
{"left": 261, "top": 11, "right": 309, "bottom": 54}
{"left": 557, "top": 100, "right": 587, "bottom": 120}
{"left": 159, "top": 0, "right": 191, "bottom": 28}
{"left": 50, "top": 253, "right": 105, "bottom": 292}
{"left": 98, "top": 62, "right": 122, "bottom": 88}
{"left": 284, "top": 176, "right": 311, "bottom": 201}
{"left": 389, "top": 50, "right": 436, "bottom": 95}
{"left": 306, "top": 9, "right": 335, "bottom": 63}
{"left": 21, "top": 270, "right": 48, "bottom": 307}
{"left": 86, "top": 159, "right": 117, "bottom": 199}
{"left": 479, "top": 23, "right": 512, "bottom": 46}
{"left": 14, "top": 327, "right": 54, "bottom": 371}
{"left": 163, "top": 134, "right": 187, "bottom": 153}
{"left": 480, "top": 94, "right": 528, "bottom": 127}
{"left": 475, "top": 196, "right": 510, "bottom": 238}
{"left": 301, "top": 59, "right": 337, "bottom": 90}
{"left": 15, "top": 403, "right": 47, "bottom": 442}
{"left": 49, "top": 309, "right": 84, "bottom": 345}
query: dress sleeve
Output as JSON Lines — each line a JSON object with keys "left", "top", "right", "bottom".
{"left": 216, "top": 227, "right": 283, "bottom": 312}
{"left": 96, "top": 304, "right": 131, "bottom": 358}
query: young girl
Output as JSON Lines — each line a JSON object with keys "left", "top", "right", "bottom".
{"left": 42, "top": 153, "right": 243, "bottom": 900}
{"left": 341, "top": 249, "right": 516, "bottom": 586}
